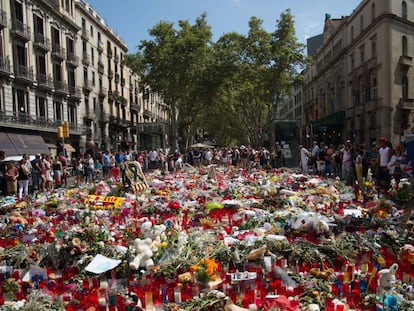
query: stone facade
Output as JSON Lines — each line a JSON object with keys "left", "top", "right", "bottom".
{"left": 302, "top": 0, "right": 414, "bottom": 147}
{"left": 0, "top": 0, "right": 170, "bottom": 157}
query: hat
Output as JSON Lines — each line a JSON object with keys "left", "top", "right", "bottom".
{"left": 379, "top": 137, "right": 387, "bottom": 143}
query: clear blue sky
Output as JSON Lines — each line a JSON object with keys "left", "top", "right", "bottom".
{"left": 87, "top": 0, "right": 362, "bottom": 53}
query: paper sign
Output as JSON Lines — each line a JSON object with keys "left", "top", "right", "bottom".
{"left": 85, "top": 254, "right": 121, "bottom": 274}
{"left": 22, "top": 265, "right": 48, "bottom": 282}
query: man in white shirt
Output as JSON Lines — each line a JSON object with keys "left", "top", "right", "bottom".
{"left": 378, "top": 137, "right": 392, "bottom": 189}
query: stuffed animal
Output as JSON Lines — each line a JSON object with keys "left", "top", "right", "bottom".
{"left": 288, "top": 211, "right": 334, "bottom": 234}
{"left": 129, "top": 238, "right": 155, "bottom": 270}
{"left": 377, "top": 263, "right": 398, "bottom": 295}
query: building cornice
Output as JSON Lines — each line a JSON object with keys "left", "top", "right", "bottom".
{"left": 35, "top": 0, "right": 81, "bottom": 32}
{"left": 75, "top": 0, "right": 128, "bottom": 52}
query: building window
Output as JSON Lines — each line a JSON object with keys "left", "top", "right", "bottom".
{"left": 402, "top": 35, "right": 408, "bottom": 56}
{"left": 351, "top": 26, "right": 354, "bottom": 41}
{"left": 360, "top": 15, "right": 364, "bottom": 32}
{"left": 402, "top": 1, "right": 408, "bottom": 19}
{"left": 371, "top": 3, "right": 375, "bottom": 22}
{"left": 90, "top": 25, "right": 93, "bottom": 37}
{"left": 68, "top": 102, "right": 76, "bottom": 123}
{"left": 54, "top": 100, "right": 63, "bottom": 121}
{"left": 12, "top": 87, "right": 28, "bottom": 115}
{"left": 360, "top": 45, "right": 365, "bottom": 63}
{"left": 371, "top": 41, "right": 377, "bottom": 58}
{"left": 91, "top": 47, "right": 94, "bottom": 65}
{"left": 402, "top": 75, "right": 409, "bottom": 99}
{"left": 36, "top": 96, "right": 47, "bottom": 119}
{"left": 350, "top": 53, "right": 355, "bottom": 71}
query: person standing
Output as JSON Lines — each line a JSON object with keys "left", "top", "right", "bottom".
{"left": 5, "top": 160, "right": 18, "bottom": 196}
{"left": 0, "top": 150, "right": 7, "bottom": 195}
{"left": 52, "top": 156, "right": 63, "bottom": 188}
{"left": 299, "top": 145, "right": 310, "bottom": 173}
{"left": 378, "top": 137, "right": 392, "bottom": 189}
{"left": 43, "top": 155, "right": 53, "bottom": 191}
{"left": 17, "top": 158, "right": 30, "bottom": 199}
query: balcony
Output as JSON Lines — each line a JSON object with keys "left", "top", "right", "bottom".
{"left": 121, "top": 77, "right": 125, "bottom": 87}
{"left": 130, "top": 102, "right": 140, "bottom": 112}
{"left": 143, "top": 109, "right": 154, "bottom": 119}
{"left": 69, "top": 86, "right": 82, "bottom": 100}
{"left": 114, "top": 54, "right": 119, "bottom": 63}
{"left": 107, "top": 48, "right": 113, "bottom": 58}
{"left": 399, "top": 55, "right": 412, "bottom": 68}
{"left": 52, "top": 44, "right": 66, "bottom": 60}
{"left": 14, "top": 65, "right": 34, "bottom": 84}
{"left": 83, "top": 79, "right": 93, "bottom": 92}
{"left": 97, "top": 40, "right": 104, "bottom": 52}
{"left": 0, "top": 10, "right": 7, "bottom": 28}
{"left": 82, "top": 53, "right": 90, "bottom": 66}
{"left": 108, "top": 69, "right": 114, "bottom": 80}
{"left": 98, "top": 61, "right": 104, "bottom": 74}
{"left": 398, "top": 98, "right": 414, "bottom": 110}
{"left": 33, "top": 33, "right": 51, "bottom": 51}
{"left": 66, "top": 52, "right": 79, "bottom": 67}
{"left": 99, "top": 86, "right": 107, "bottom": 98}
{"left": 114, "top": 73, "right": 120, "bottom": 83}
{"left": 0, "top": 57, "right": 11, "bottom": 78}
{"left": 81, "top": 27, "right": 89, "bottom": 41}
{"left": 10, "top": 19, "right": 30, "bottom": 41}
{"left": 36, "top": 73, "right": 53, "bottom": 90}
{"left": 84, "top": 109, "right": 96, "bottom": 121}
{"left": 54, "top": 80, "right": 69, "bottom": 96}
{"left": 101, "top": 112, "right": 110, "bottom": 123}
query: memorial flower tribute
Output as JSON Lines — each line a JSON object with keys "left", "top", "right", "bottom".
{"left": 0, "top": 165, "right": 412, "bottom": 310}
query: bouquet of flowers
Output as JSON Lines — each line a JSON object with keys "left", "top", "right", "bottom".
{"left": 190, "top": 258, "right": 219, "bottom": 283}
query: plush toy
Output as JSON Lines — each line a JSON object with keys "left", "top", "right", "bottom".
{"left": 377, "top": 263, "right": 398, "bottom": 295}
{"left": 129, "top": 238, "right": 155, "bottom": 270}
{"left": 288, "top": 211, "right": 334, "bottom": 234}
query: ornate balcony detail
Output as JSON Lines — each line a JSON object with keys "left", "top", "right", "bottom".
{"left": 130, "top": 102, "right": 140, "bottom": 112}
{"left": 107, "top": 48, "right": 113, "bottom": 58}
{"left": 0, "top": 10, "right": 7, "bottom": 28}
{"left": 82, "top": 53, "right": 90, "bottom": 66}
{"left": 114, "top": 54, "right": 119, "bottom": 64}
{"left": 69, "top": 86, "right": 82, "bottom": 100}
{"left": 67, "top": 52, "right": 79, "bottom": 67}
{"left": 54, "top": 80, "right": 69, "bottom": 96}
{"left": 10, "top": 18, "right": 30, "bottom": 41}
{"left": 36, "top": 73, "right": 53, "bottom": 90}
{"left": 98, "top": 61, "right": 104, "bottom": 74}
{"left": 97, "top": 40, "right": 104, "bottom": 52}
{"left": 52, "top": 44, "right": 66, "bottom": 60}
{"left": 0, "top": 57, "right": 11, "bottom": 78}
{"left": 99, "top": 86, "right": 107, "bottom": 98}
{"left": 33, "top": 33, "right": 51, "bottom": 51}
{"left": 14, "top": 65, "right": 34, "bottom": 84}
{"left": 399, "top": 55, "right": 412, "bottom": 68}
{"left": 114, "top": 73, "right": 120, "bottom": 84}
{"left": 81, "top": 27, "right": 89, "bottom": 41}
{"left": 108, "top": 69, "right": 114, "bottom": 80}
{"left": 83, "top": 79, "right": 93, "bottom": 92}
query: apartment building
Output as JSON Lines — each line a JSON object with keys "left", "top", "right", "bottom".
{"left": 303, "top": 0, "right": 414, "bottom": 147}
{"left": 0, "top": 0, "right": 170, "bottom": 157}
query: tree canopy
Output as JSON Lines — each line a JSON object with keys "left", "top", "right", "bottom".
{"left": 124, "top": 9, "right": 307, "bottom": 150}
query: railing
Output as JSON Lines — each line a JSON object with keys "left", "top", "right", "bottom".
{"left": 82, "top": 53, "right": 90, "bottom": 65}
{"left": 0, "top": 56, "right": 11, "bottom": 74}
{"left": 69, "top": 86, "right": 82, "bottom": 99}
{"left": 107, "top": 48, "right": 113, "bottom": 58}
{"left": 10, "top": 19, "right": 31, "bottom": 40}
{"left": 114, "top": 54, "right": 119, "bottom": 63}
{"left": 81, "top": 27, "right": 89, "bottom": 40}
{"left": 67, "top": 52, "right": 79, "bottom": 66}
{"left": 14, "top": 65, "right": 34, "bottom": 81}
{"left": 54, "top": 80, "right": 69, "bottom": 94}
{"left": 97, "top": 40, "right": 104, "bottom": 52}
{"left": 52, "top": 44, "right": 66, "bottom": 59}
{"left": 99, "top": 86, "right": 107, "bottom": 97}
{"left": 98, "top": 61, "right": 104, "bottom": 74}
{"left": 130, "top": 102, "right": 140, "bottom": 112}
{"left": 0, "top": 110, "right": 87, "bottom": 134}
{"left": 33, "top": 33, "right": 51, "bottom": 50}
{"left": 108, "top": 70, "right": 113, "bottom": 79}
{"left": 83, "top": 79, "right": 93, "bottom": 91}
{"left": 0, "top": 10, "right": 7, "bottom": 28}
{"left": 37, "top": 73, "right": 53, "bottom": 88}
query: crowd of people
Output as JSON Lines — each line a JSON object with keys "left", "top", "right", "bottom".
{"left": 0, "top": 137, "right": 410, "bottom": 199}
{"left": 299, "top": 137, "right": 410, "bottom": 190}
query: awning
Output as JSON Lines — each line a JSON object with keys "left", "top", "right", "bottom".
{"left": 312, "top": 111, "right": 346, "bottom": 128}
{"left": 65, "top": 143, "right": 76, "bottom": 152}
{"left": 0, "top": 132, "right": 49, "bottom": 157}
{"left": 0, "top": 132, "right": 17, "bottom": 156}
{"left": 47, "top": 143, "right": 57, "bottom": 149}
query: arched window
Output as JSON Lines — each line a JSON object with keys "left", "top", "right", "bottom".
{"left": 402, "top": 75, "right": 409, "bottom": 99}
{"left": 402, "top": 35, "right": 408, "bottom": 55}
{"left": 402, "top": 1, "right": 408, "bottom": 19}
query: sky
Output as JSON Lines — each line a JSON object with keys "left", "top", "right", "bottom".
{"left": 86, "top": 0, "right": 362, "bottom": 53}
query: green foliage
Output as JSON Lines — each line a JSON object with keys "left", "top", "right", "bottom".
{"left": 126, "top": 10, "right": 307, "bottom": 148}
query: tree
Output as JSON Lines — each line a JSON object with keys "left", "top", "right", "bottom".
{"left": 125, "top": 14, "right": 212, "bottom": 151}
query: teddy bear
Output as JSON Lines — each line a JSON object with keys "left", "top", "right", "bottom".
{"left": 377, "top": 263, "right": 398, "bottom": 295}
{"left": 129, "top": 238, "right": 155, "bottom": 271}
